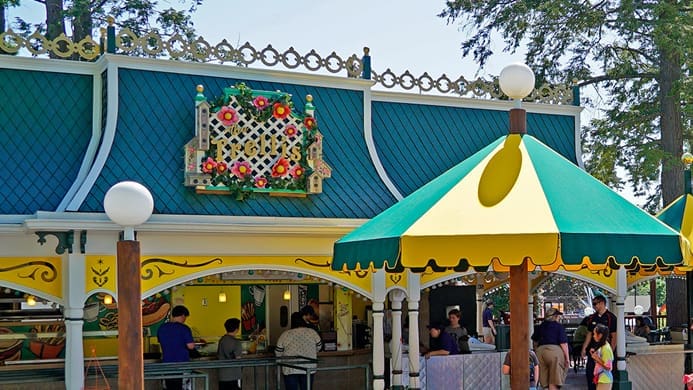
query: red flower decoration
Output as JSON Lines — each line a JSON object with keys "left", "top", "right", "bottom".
{"left": 289, "top": 165, "right": 304, "bottom": 179}
{"left": 253, "top": 96, "right": 269, "bottom": 110}
{"left": 254, "top": 176, "right": 268, "bottom": 188}
{"left": 271, "top": 157, "right": 290, "bottom": 177}
{"left": 217, "top": 106, "right": 239, "bottom": 126}
{"left": 216, "top": 161, "right": 228, "bottom": 174}
{"left": 231, "top": 161, "right": 251, "bottom": 179}
{"left": 202, "top": 157, "right": 217, "bottom": 173}
{"left": 272, "top": 103, "right": 291, "bottom": 120}
{"left": 284, "top": 124, "right": 298, "bottom": 138}
{"left": 303, "top": 116, "right": 317, "bottom": 129}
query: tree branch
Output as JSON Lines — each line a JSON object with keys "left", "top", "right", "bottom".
{"left": 577, "top": 72, "right": 658, "bottom": 87}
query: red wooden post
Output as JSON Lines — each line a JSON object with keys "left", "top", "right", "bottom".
{"left": 510, "top": 260, "right": 530, "bottom": 388}
{"left": 117, "top": 240, "right": 144, "bottom": 389}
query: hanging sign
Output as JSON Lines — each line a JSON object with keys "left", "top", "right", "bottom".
{"left": 184, "top": 83, "right": 331, "bottom": 200}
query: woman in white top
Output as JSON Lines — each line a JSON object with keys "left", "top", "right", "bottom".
{"left": 275, "top": 312, "right": 322, "bottom": 390}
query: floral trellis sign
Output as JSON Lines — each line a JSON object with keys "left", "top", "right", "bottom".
{"left": 184, "top": 83, "right": 332, "bottom": 200}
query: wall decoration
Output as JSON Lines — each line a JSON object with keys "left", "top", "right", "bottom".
{"left": 184, "top": 83, "right": 331, "bottom": 200}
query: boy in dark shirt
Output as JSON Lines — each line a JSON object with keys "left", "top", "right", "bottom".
{"left": 424, "top": 322, "right": 459, "bottom": 358}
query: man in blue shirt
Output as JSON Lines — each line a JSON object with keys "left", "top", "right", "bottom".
{"left": 157, "top": 305, "right": 196, "bottom": 390}
{"left": 424, "top": 322, "right": 459, "bottom": 358}
{"left": 482, "top": 299, "right": 497, "bottom": 345}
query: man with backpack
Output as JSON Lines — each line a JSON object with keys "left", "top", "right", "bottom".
{"left": 502, "top": 349, "right": 540, "bottom": 390}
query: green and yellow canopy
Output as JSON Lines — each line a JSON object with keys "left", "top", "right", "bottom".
{"left": 656, "top": 193, "right": 693, "bottom": 274}
{"left": 333, "top": 134, "right": 690, "bottom": 273}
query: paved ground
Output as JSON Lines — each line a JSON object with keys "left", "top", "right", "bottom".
{"left": 563, "top": 366, "right": 589, "bottom": 389}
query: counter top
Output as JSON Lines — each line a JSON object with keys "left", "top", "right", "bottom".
{"left": 197, "top": 348, "right": 371, "bottom": 360}
{"left": 0, "top": 348, "right": 373, "bottom": 370}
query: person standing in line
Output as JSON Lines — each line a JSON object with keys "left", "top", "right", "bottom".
{"left": 589, "top": 324, "right": 614, "bottom": 389}
{"left": 502, "top": 349, "right": 540, "bottom": 390}
{"left": 532, "top": 307, "right": 570, "bottom": 390}
{"left": 157, "top": 305, "right": 196, "bottom": 390}
{"left": 217, "top": 318, "right": 243, "bottom": 390}
{"left": 482, "top": 299, "right": 497, "bottom": 345}
{"left": 445, "top": 309, "right": 470, "bottom": 354}
{"left": 581, "top": 294, "right": 617, "bottom": 390}
{"left": 300, "top": 305, "right": 320, "bottom": 332}
{"left": 275, "top": 312, "right": 322, "bottom": 390}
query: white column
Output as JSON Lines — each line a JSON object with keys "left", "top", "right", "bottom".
{"left": 372, "top": 270, "right": 387, "bottom": 390}
{"left": 63, "top": 231, "right": 86, "bottom": 390}
{"left": 389, "top": 289, "right": 406, "bottom": 390}
{"left": 528, "top": 294, "right": 535, "bottom": 343}
{"left": 407, "top": 271, "right": 421, "bottom": 390}
{"left": 476, "top": 275, "right": 484, "bottom": 335}
{"left": 616, "top": 267, "right": 627, "bottom": 371}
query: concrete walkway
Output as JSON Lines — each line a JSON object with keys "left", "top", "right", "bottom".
{"left": 562, "top": 365, "right": 588, "bottom": 389}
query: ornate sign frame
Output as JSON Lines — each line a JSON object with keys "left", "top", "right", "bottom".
{"left": 184, "top": 83, "right": 331, "bottom": 200}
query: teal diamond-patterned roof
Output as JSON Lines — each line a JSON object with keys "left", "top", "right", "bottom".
{"left": 0, "top": 62, "right": 579, "bottom": 220}
{"left": 372, "top": 101, "right": 577, "bottom": 196}
{"left": 78, "top": 69, "right": 398, "bottom": 218}
{"left": 0, "top": 69, "right": 92, "bottom": 214}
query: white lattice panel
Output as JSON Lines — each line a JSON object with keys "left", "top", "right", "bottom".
{"left": 208, "top": 97, "right": 304, "bottom": 176}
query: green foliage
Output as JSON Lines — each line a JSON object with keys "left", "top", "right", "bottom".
{"left": 440, "top": 0, "right": 692, "bottom": 208}
{"left": 536, "top": 274, "right": 591, "bottom": 314}
{"left": 631, "top": 277, "right": 666, "bottom": 307}
{"left": 5, "top": 0, "right": 202, "bottom": 52}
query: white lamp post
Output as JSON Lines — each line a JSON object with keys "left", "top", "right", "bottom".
{"left": 104, "top": 181, "right": 153, "bottom": 390}
{"left": 498, "top": 63, "right": 535, "bottom": 388}
{"left": 499, "top": 62, "right": 535, "bottom": 135}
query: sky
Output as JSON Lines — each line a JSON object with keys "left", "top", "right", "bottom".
{"left": 192, "top": 1, "right": 527, "bottom": 79}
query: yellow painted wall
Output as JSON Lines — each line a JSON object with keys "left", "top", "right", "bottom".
{"left": 83, "top": 338, "right": 119, "bottom": 357}
{"left": 171, "top": 285, "right": 242, "bottom": 341}
{"left": 352, "top": 295, "right": 367, "bottom": 320}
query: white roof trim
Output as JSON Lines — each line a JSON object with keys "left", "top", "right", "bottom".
{"left": 0, "top": 55, "right": 99, "bottom": 75}
{"left": 372, "top": 90, "right": 583, "bottom": 116}
{"left": 65, "top": 63, "right": 120, "bottom": 211}
{"left": 363, "top": 89, "right": 403, "bottom": 201}
{"left": 22, "top": 212, "right": 367, "bottom": 236}
{"left": 57, "top": 60, "right": 108, "bottom": 211}
{"left": 103, "top": 54, "right": 375, "bottom": 91}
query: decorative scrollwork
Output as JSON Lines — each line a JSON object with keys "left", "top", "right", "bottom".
{"left": 588, "top": 265, "right": 613, "bottom": 278}
{"left": 2, "top": 27, "right": 570, "bottom": 104}
{"left": 90, "top": 258, "right": 110, "bottom": 287}
{"left": 141, "top": 257, "right": 223, "bottom": 280}
{"left": 0, "top": 29, "right": 100, "bottom": 60}
{"left": 295, "top": 258, "right": 331, "bottom": 268}
{"left": 389, "top": 274, "right": 402, "bottom": 285}
{"left": 340, "top": 269, "right": 369, "bottom": 278}
{"left": 0, "top": 261, "right": 57, "bottom": 282}
{"left": 372, "top": 67, "right": 572, "bottom": 104}
{"left": 36, "top": 231, "right": 74, "bottom": 255}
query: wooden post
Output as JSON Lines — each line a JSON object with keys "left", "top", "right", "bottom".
{"left": 117, "top": 240, "right": 143, "bottom": 390}
{"left": 509, "top": 260, "right": 530, "bottom": 388}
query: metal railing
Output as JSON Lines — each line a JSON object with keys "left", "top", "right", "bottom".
{"left": 0, "top": 356, "right": 371, "bottom": 390}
